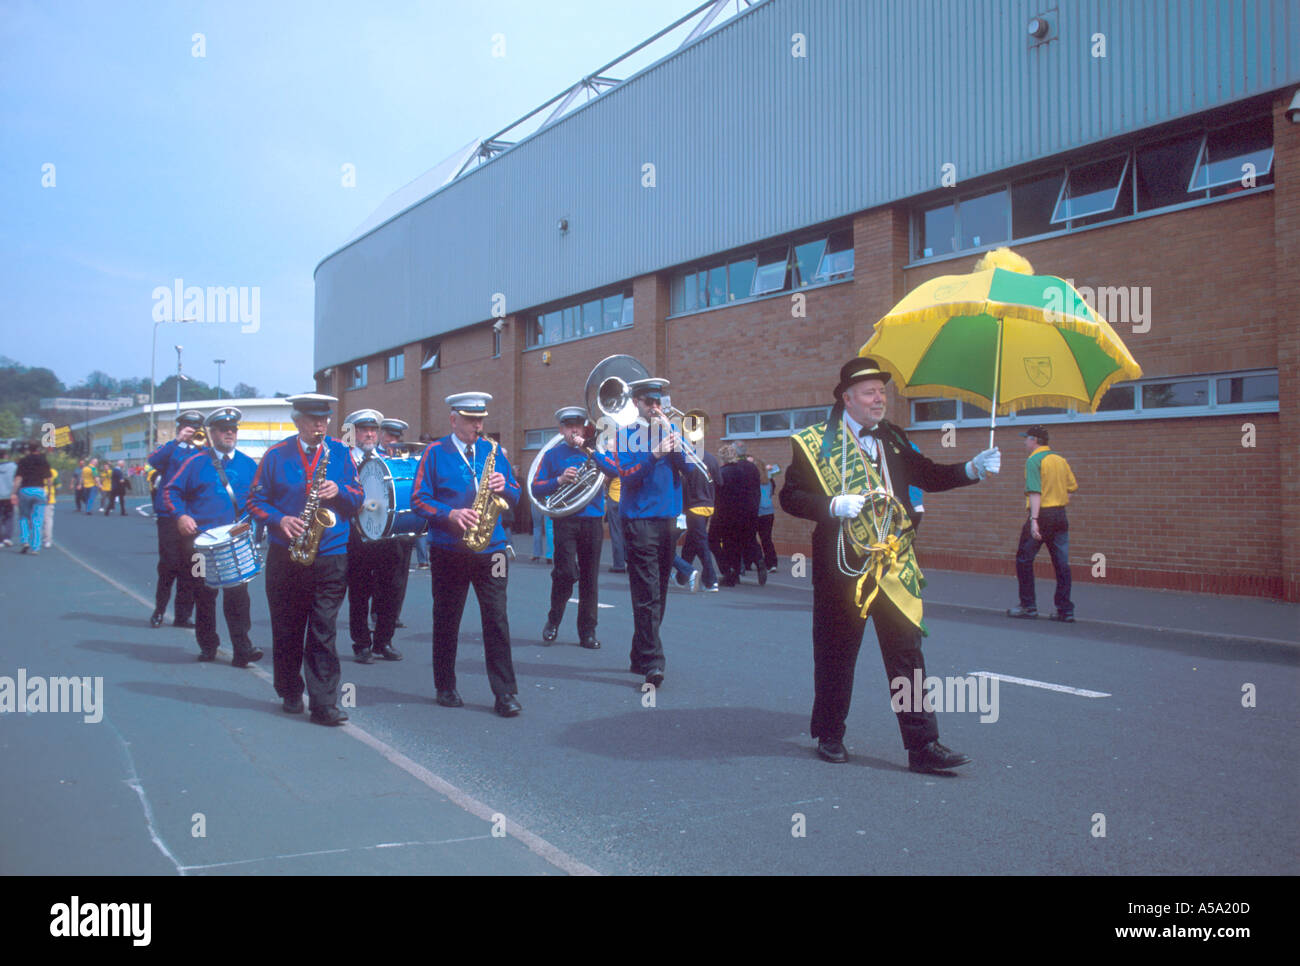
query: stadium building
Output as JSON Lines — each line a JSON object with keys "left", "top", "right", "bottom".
{"left": 314, "top": 0, "right": 1300, "bottom": 601}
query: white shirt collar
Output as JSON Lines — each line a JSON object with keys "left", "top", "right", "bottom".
{"left": 842, "top": 412, "right": 878, "bottom": 458}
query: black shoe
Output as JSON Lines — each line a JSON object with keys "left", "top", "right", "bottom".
{"left": 354, "top": 647, "right": 374, "bottom": 664}
{"left": 232, "top": 647, "right": 263, "bottom": 668}
{"left": 494, "top": 694, "right": 522, "bottom": 717}
{"left": 173, "top": 617, "right": 195, "bottom": 629}
{"left": 373, "top": 644, "right": 403, "bottom": 661}
{"left": 394, "top": 619, "right": 406, "bottom": 628}
{"left": 1049, "top": 611, "right": 1076, "bottom": 623}
{"left": 817, "top": 738, "right": 848, "bottom": 763}
{"left": 150, "top": 611, "right": 165, "bottom": 628}
{"left": 310, "top": 707, "right": 349, "bottom": 726}
{"left": 196, "top": 651, "right": 217, "bottom": 662}
{"left": 541, "top": 620, "right": 558, "bottom": 644}
{"left": 645, "top": 669, "right": 664, "bottom": 689}
{"left": 1006, "top": 606, "right": 1038, "bottom": 619}
{"left": 579, "top": 636, "right": 601, "bottom": 650}
{"left": 908, "top": 740, "right": 971, "bottom": 774}
{"left": 757, "top": 566, "right": 767, "bottom": 586}
{"left": 436, "top": 689, "right": 464, "bottom": 708}
{"left": 282, "top": 696, "right": 305, "bottom": 714}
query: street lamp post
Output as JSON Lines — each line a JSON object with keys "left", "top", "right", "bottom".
{"left": 149, "top": 317, "right": 194, "bottom": 453}
{"left": 175, "top": 345, "right": 185, "bottom": 417}
{"left": 215, "top": 359, "right": 226, "bottom": 399}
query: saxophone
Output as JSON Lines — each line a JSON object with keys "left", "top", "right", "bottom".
{"left": 289, "top": 435, "right": 337, "bottom": 565}
{"left": 463, "top": 435, "right": 510, "bottom": 552}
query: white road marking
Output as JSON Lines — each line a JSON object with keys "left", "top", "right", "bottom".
{"left": 968, "top": 671, "right": 1111, "bottom": 698}
{"left": 179, "top": 835, "right": 494, "bottom": 872}
{"left": 57, "top": 543, "right": 601, "bottom": 877}
{"left": 108, "top": 720, "right": 187, "bottom": 875}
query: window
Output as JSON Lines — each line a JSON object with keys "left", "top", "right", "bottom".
{"left": 1052, "top": 155, "right": 1129, "bottom": 224}
{"left": 1190, "top": 117, "right": 1274, "bottom": 193}
{"left": 527, "top": 289, "right": 632, "bottom": 347}
{"left": 420, "top": 342, "right": 440, "bottom": 371}
{"left": 669, "top": 225, "right": 854, "bottom": 315}
{"left": 907, "top": 370, "right": 1278, "bottom": 426}
{"left": 386, "top": 353, "right": 404, "bottom": 382}
{"left": 348, "top": 364, "right": 367, "bottom": 389}
{"left": 726, "top": 406, "right": 831, "bottom": 439}
{"left": 912, "top": 113, "right": 1273, "bottom": 262}
{"left": 523, "top": 429, "right": 552, "bottom": 450}
{"left": 959, "top": 189, "right": 1009, "bottom": 249}
{"left": 815, "top": 231, "right": 854, "bottom": 282}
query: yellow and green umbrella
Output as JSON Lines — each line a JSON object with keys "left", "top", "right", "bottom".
{"left": 863, "top": 248, "right": 1143, "bottom": 445}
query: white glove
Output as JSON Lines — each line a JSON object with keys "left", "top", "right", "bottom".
{"left": 830, "top": 494, "right": 867, "bottom": 518}
{"left": 966, "top": 447, "right": 1001, "bottom": 480}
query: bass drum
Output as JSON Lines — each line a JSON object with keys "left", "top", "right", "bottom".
{"left": 356, "top": 457, "right": 427, "bottom": 541}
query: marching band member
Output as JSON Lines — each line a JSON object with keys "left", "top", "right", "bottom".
{"left": 148, "top": 410, "right": 205, "bottom": 629}
{"left": 247, "top": 393, "right": 363, "bottom": 726}
{"left": 343, "top": 408, "right": 404, "bottom": 664}
{"left": 613, "top": 377, "right": 687, "bottom": 689}
{"left": 411, "top": 392, "right": 522, "bottom": 717}
{"left": 162, "top": 407, "right": 263, "bottom": 667}
{"left": 535, "top": 406, "right": 618, "bottom": 650}
{"left": 779, "top": 358, "right": 999, "bottom": 769}
{"left": 378, "top": 417, "right": 417, "bottom": 627}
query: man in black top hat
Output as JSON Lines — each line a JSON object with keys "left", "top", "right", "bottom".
{"left": 780, "top": 358, "right": 1000, "bottom": 770}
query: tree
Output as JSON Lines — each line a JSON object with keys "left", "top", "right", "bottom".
{"left": 0, "top": 362, "right": 65, "bottom": 416}
{"left": 233, "top": 382, "right": 259, "bottom": 398}
{"left": 0, "top": 409, "right": 21, "bottom": 438}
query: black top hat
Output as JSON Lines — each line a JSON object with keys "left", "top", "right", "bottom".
{"left": 834, "top": 358, "right": 891, "bottom": 397}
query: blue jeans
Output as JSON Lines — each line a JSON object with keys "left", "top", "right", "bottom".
{"left": 17, "top": 487, "right": 45, "bottom": 551}
{"left": 1015, "top": 507, "right": 1072, "bottom": 615}
{"left": 532, "top": 515, "right": 553, "bottom": 560}
{"left": 414, "top": 533, "right": 430, "bottom": 566}
{"left": 678, "top": 511, "right": 718, "bottom": 586}
{"left": 83, "top": 487, "right": 96, "bottom": 513}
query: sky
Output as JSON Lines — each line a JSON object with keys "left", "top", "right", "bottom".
{"left": 0, "top": 0, "right": 715, "bottom": 399}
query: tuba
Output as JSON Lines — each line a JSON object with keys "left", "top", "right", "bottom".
{"left": 585, "top": 354, "right": 712, "bottom": 482}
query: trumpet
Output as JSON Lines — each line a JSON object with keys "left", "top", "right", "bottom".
{"left": 647, "top": 403, "right": 711, "bottom": 483}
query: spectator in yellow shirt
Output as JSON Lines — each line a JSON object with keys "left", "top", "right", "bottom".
{"left": 1006, "top": 425, "right": 1078, "bottom": 623}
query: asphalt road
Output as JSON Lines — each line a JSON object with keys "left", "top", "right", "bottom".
{"left": 2, "top": 497, "right": 1297, "bottom": 875}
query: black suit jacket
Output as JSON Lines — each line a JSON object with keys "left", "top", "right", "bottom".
{"left": 779, "top": 418, "right": 974, "bottom": 584}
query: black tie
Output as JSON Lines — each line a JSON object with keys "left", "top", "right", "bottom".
{"left": 859, "top": 425, "right": 882, "bottom": 439}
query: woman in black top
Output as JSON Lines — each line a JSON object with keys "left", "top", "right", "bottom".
{"left": 11, "top": 443, "right": 52, "bottom": 554}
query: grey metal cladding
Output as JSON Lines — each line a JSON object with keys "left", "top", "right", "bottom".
{"left": 314, "top": 0, "right": 1300, "bottom": 371}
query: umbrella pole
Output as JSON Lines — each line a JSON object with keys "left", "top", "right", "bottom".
{"left": 989, "top": 316, "right": 1002, "bottom": 450}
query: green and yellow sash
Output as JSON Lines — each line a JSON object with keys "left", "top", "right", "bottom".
{"left": 792, "top": 419, "right": 927, "bottom": 634}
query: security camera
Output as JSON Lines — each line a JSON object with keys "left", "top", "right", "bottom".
{"left": 1287, "top": 90, "right": 1300, "bottom": 124}
{"left": 492, "top": 318, "right": 505, "bottom": 332}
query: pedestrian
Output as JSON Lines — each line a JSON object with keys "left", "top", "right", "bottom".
{"left": 81, "top": 458, "right": 99, "bottom": 514}
{"left": 10, "top": 442, "right": 53, "bottom": 555}
{"left": 1006, "top": 424, "right": 1078, "bottom": 623}
{"left": 73, "top": 458, "right": 87, "bottom": 512}
{"left": 42, "top": 462, "right": 58, "bottom": 548}
{"left": 711, "top": 443, "right": 764, "bottom": 586}
{"left": 779, "top": 357, "right": 1000, "bottom": 769}
{"left": 109, "top": 460, "right": 128, "bottom": 515}
{"left": 752, "top": 459, "right": 780, "bottom": 574}
{"left": 0, "top": 448, "right": 15, "bottom": 547}
{"left": 97, "top": 458, "right": 113, "bottom": 513}
{"left": 673, "top": 426, "right": 720, "bottom": 592}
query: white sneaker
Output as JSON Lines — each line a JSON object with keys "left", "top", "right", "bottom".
{"left": 688, "top": 569, "right": 699, "bottom": 593}
{"left": 1, "top": 539, "right": 10, "bottom": 546}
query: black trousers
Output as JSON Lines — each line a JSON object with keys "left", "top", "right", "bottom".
{"left": 74, "top": 486, "right": 85, "bottom": 512}
{"left": 755, "top": 514, "right": 777, "bottom": 570}
{"left": 810, "top": 572, "right": 939, "bottom": 750}
{"left": 265, "top": 545, "right": 347, "bottom": 708}
{"left": 623, "top": 517, "right": 674, "bottom": 674}
{"left": 155, "top": 519, "right": 195, "bottom": 620}
{"left": 430, "top": 545, "right": 516, "bottom": 697}
{"left": 347, "top": 532, "right": 405, "bottom": 651}
{"left": 194, "top": 582, "right": 254, "bottom": 657}
{"left": 548, "top": 515, "right": 603, "bottom": 639}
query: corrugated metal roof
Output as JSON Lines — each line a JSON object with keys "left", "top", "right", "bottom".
{"left": 316, "top": 0, "right": 1300, "bottom": 370}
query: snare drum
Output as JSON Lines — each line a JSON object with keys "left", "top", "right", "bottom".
{"left": 357, "top": 457, "right": 427, "bottom": 541}
{"left": 193, "top": 520, "right": 263, "bottom": 588}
